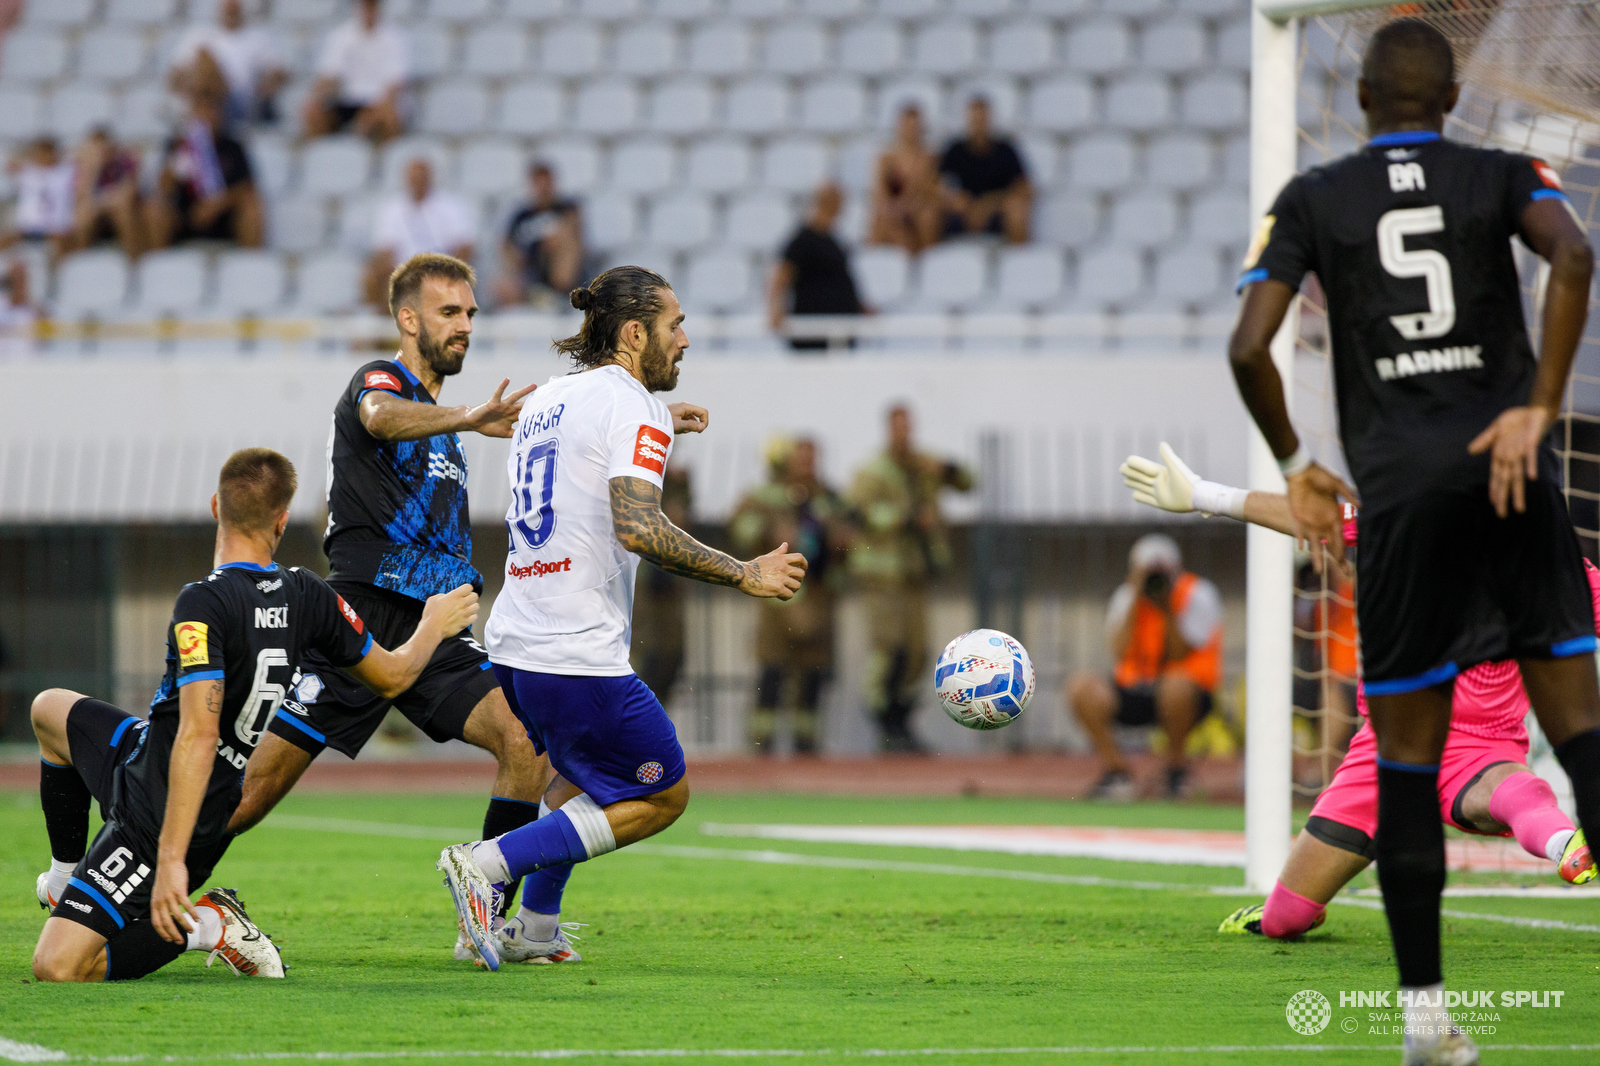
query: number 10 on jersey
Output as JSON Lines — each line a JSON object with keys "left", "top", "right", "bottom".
{"left": 510, "top": 439, "right": 559, "bottom": 552}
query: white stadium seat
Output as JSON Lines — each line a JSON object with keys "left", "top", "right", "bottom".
{"left": 1154, "top": 244, "right": 1225, "bottom": 304}
{"left": 1216, "top": 17, "right": 1252, "bottom": 71}
{"left": 54, "top": 250, "right": 130, "bottom": 320}
{"left": 0, "top": 87, "right": 47, "bottom": 138}
{"left": 761, "top": 22, "right": 826, "bottom": 76}
{"left": 1181, "top": 74, "right": 1248, "bottom": 131}
{"left": 49, "top": 86, "right": 114, "bottom": 139}
{"left": 573, "top": 80, "right": 641, "bottom": 136}
{"left": 300, "top": 137, "right": 374, "bottom": 198}
{"left": 1067, "top": 133, "right": 1136, "bottom": 191}
{"left": 688, "top": 22, "right": 753, "bottom": 76}
{"left": 1064, "top": 19, "right": 1132, "bottom": 75}
{"left": 1141, "top": 17, "right": 1207, "bottom": 73}
{"left": 133, "top": 249, "right": 210, "bottom": 319}
{"left": 1175, "top": 0, "right": 1244, "bottom": 16}
{"left": 78, "top": 27, "right": 151, "bottom": 83}
{"left": 584, "top": 191, "right": 640, "bottom": 249}
{"left": 268, "top": 195, "right": 329, "bottom": 253}
{"left": 291, "top": 252, "right": 363, "bottom": 315}
{"left": 727, "top": 0, "right": 788, "bottom": 17}
{"left": 214, "top": 251, "right": 289, "bottom": 317}
{"left": 409, "top": 31, "right": 456, "bottom": 80}
{"left": 578, "top": 0, "right": 644, "bottom": 18}
{"left": 459, "top": 140, "right": 527, "bottom": 198}
{"left": 20, "top": 0, "right": 94, "bottom": 27}
{"left": 804, "top": 0, "right": 864, "bottom": 15}
{"left": 995, "top": 246, "right": 1067, "bottom": 310}
{"left": 506, "top": 0, "right": 573, "bottom": 17}
{"left": 1188, "top": 189, "right": 1248, "bottom": 244}
{"left": 725, "top": 79, "right": 791, "bottom": 134}
{"left": 498, "top": 79, "right": 565, "bottom": 137}
{"left": 118, "top": 86, "right": 169, "bottom": 140}
{"left": 2, "top": 30, "right": 70, "bottom": 83}
{"left": 274, "top": 0, "right": 339, "bottom": 25}
{"left": 876, "top": 78, "right": 942, "bottom": 132}
{"left": 852, "top": 246, "right": 910, "bottom": 310}
{"left": 1026, "top": 0, "right": 1090, "bottom": 12}
{"left": 1102, "top": 0, "right": 1164, "bottom": 17}
{"left": 1222, "top": 133, "right": 1249, "bottom": 187}
{"left": 1017, "top": 134, "right": 1059, "bottom": 187}
{"left": 648, "top": 78, "right": 716, "bottom": 135}
{"left": 915, "top": 243, "right": 990, "bottom": 311}
{"left": 1025, "top": 76, "right": 1095, "bottom": 134}
{"left": 105, "top": 0, "right": 180, "bottom": 26}
{"left": 463, "top": 25, "right": 532, "bottom": 79}
{"left": 879, "top": 0, "right": 940, "bottom": 16}
{"left": 652, "top": 0, "right": 718, "bottom": 18}
{"left": 610, "top": 139, "right": 679, "bottom": 195}
{"left": 418, "top": 79, "right": 490, "bottom": 135}
{"left": 954, "top": 0, "right": 1014, "bottom": 15}
{"left": 687, "top": 139, "right": 753, "bottom": 194}
{"left": 335, "top": 195, "right": 379, "bottom": 253}
{"left": 838, "top": 22, "right": 903, "bottom": 76}
{"left": 912, "top": 20, "right": 979, "bottom": 76}
{"left": 615, "top": 23, "right": 680, "bottom": 77}
{"left": 646, "top": 192, "right": 715, "bottom": 249}
{"left": 1145, "top": 133, "right": 1212, "bottom": 190}
{"left": 951, "top": 76, "right": 1020, "bottom": 128}
{"left": 683, "top": 249, "right": 754, "bottom": 313}
{"left": 1103, "top": 75, "right": 1172, "bottom": 132}
{"left": 834, "top": 134, "right": 877, "bottom": 192}
{"left": 425, "top": 0, "right": 500, "bottom": 22}
{"left": 1037, "top": 192, "right": 1100, "bottom": 247}
{"left": 799, "top": 78, "right": 866, "bottom": 134}
{"left": 539, "top": 24, "right": 603, "bottom": 77}
{"left": 760, "top": 137, "right": 830, "bottom": 194}
{"left": 988, "top": 20, "right": 1054, "bottom": 75}
{"left": 378, "top": 137, "right": 455, "bottom": 192}
{"left": 603, "top": 244, "right": 678, "bottom": 277}
{"left": 248, "top": 134, "right": 296, "bottom": 199}
{"left": 1074, "top": 247, "right": 1144, "bottom": 307}
{"left": 724, "top": 191, "right": 794, "bottom": 252}
{"left": 1108, "top": 190, "right": 1179, "bottom": 248}
{"left": 540, "top": 138, "right": 603, "bottom": 191}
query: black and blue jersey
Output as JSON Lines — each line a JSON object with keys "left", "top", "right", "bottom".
{"left": 325, "top": 358, "right": 480, "bottom": 600}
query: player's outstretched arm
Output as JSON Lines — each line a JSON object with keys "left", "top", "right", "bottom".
{"left": 150, "top": 678, "right": 223, "bottom": 945}
{"left": 361, "top": 378, "right": 536, "bottom": 442}
{"left": 347, "top": 585, "right": 480, "bottom": 698}
{"left": 610, "top": 476, "right": 807, "bottom": 599}
{"left": 1122, "top": 442, "right": 1297, "bottom": 534}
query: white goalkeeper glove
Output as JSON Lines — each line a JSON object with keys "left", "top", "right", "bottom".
{"left": 1119, "top": 442, "right": 1248, "bottom": 520}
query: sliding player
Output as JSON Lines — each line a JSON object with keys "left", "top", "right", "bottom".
{"left": 31, "top": 449, "right": 478, "bottom": 982}
{"left": 1121, "top": 444, "right": 1596, "bottom": 941}
{"left": 435, "top": 266, "right": 808, "bottom": 970}
{"left": 1229, "top": 20, "right": 1598, "bottom": 1064}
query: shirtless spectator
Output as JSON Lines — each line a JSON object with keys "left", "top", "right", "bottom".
{"left": 72, "top": 128, "right": 144, "bottom": 259}
{"left": 869, "top": 104, "right": 941, "bottom": 254}
{"left": 303, "top": 0, "right": 407, "bottom": 143}
{"left": 168, "top": 0, "right": 286, "bottom": 129}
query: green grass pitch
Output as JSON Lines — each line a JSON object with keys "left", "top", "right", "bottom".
{"left": 0, "top": 789, "right": 1597, "bottom": 1065}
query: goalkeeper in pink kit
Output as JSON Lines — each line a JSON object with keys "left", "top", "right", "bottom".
{"left": 1121, "top": 443, "right": 1597, "bottom": 938}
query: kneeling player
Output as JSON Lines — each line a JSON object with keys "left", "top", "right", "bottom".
{"left": 31, "top": 448, "right": 478, "bottom": 981}
{"left": 1120, "top": 444, "right": 1596, "bottom": 939}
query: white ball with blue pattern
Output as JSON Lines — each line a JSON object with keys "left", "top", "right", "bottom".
{"left": 934, "top": 628, "right": 1035, "bottom": 730}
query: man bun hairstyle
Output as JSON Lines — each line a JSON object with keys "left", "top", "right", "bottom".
{"left": 1362, "top": 19, "right": 1456, "bottom": 112}
{"left": 388, "top": 252, "right": 477, "bottom": 320}
{"left": 218, "top": 447, "right": 298, "bottom": 532}
{"left": 553, "top": 265, "right": 671, "bottom": 368}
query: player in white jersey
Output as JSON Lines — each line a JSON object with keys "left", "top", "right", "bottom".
{"left": 435, "top": 265, "right": 807, "bottom": 969}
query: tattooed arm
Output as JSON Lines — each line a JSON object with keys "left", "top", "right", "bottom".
{"left": 610, "top": 476, "right": 807, "bottom": 599}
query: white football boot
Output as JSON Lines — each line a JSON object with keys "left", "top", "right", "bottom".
{"left": 437, "top": 844, "right": 502, "bottom": 971}
{"left": 453, "top": 931, "right": 476, "bottom": 961}
{"left": 36, "top": 872, "right": 57, "bottom": 910}
{"left": 196, "top": 888, "right": 286, "bottom": 978}
{"left": 494, "top": 917, "right": 585, "bottom": 965}
{"left": 1402, "top": 1031, "right": 1479, "bottom": 1066}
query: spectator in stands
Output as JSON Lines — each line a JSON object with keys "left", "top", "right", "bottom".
{"left": 145, "top": 95, "right": 264, "bottom": 250}
{"left": 168, "top": 0, "right": 287, "bottom": 129}
{"left": 303, "top": 0, "right": 407, "bottom": 143}
{"left": 494, "top": 161, "right": 582, "bottom": 306}
{"left": 1068, "top": 534, "right": 1223, "bottom": 801}
{"left": 0, "top": 138, "right": 75, "bottom": 260}
{"left": 870, "top": 105, "right": 941, "bottom": 254}
{"left": 364, "top": 158, "right": 475, "bottom": 309}
{"left": 939, "top": 96, "right": 1032, "bottom": 244}
{"left": 72, "top": 128, "right": 144, "bottom": 260}
{"left": 767, "top": 183, "right": 865, "bottom": 351}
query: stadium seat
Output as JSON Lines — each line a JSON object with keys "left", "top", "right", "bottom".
{"left": 1153, "top": 243, "right": 1224, "bottom": 304}
{"left": 578, "top": 0, "right": 644, "bottom": 18}
{"left": 1221, "top": 133, "right": 1249, "bottom": 186}
{"left": 19, "top": 0, "right": 94, "bottom": 26}
{"left": 335, "top": 195, "right": 380, "bottom": 252}
{"left": 0, "top": 88, "right": 47, "bottom": 139}
{"left": 1025, "top": 76, "right": 1095, "bottom": 133}
{"left": 913, "top": 20, "right": 980, "bottom": 75}
{"left": 133, "top": 249, "right": 210, "bottom": 319}
{"left": 951, "top": 76, "right": 1020, "bottom": 128}
{"left": 214, "top": 250, "right": 288, "bottom": 317}
{"left": 852, "top": 246, "right": 910, "bottom": 310}
{"left": 610, "top": 140, "right": 679, "bottom": 194}
{"left": 425, "top": 0, "right": 500, "bottom": 22}
{"left": 915, "top": 243, "right": 990, "bottom": 311}
{"left": 1073, "top": 246, "right": 1144, "bottom": 307}
{"left": 799, "top": 78, "right": 866, "bottom": 134}
{"left": 988, "top": 20, "right": 1054, "bottom": 75}
{"left": 408, "top": 30, "right": 455, "bottom": 80}
{"left": 838, "top": 22, "right": 904, "bottom": 76}
{"left": 268, "top": 195, "right": 329, "bottom": 253}
{"left": 505, "top": 0, "right": 573, "bottom": 17}
{"left": 762, "top": 22, "right": 826, "bottom": 76}
{"left": 1017, "top": 134, "right": 1058, "bottom": 187}
{"left": 118, "top": 86, "right": 168, "bottom": 140}
{"left": 652, "top": 0, "right": 718, "bottom": 18}
{"left": 602, "top": 244, "right": 678, "bottom": 277}
{"left": 378, "top": 137, "right": 455, "bottom": 192}
{"left": 49, "top": 86, "right": 114, "bottom": 140}
{"left": 724, "top": 191, "right": 794, "bottom": 252}
{"left": 584, "top": 191, "right": 640, "bottom": 248}
{"left": 538, "top": 24, "right": 603, "bottom": 77}
{"left": 573, "top": 80, "right": 641, "bottom": 135}
{"left": 1216, "top": 17, "right": 1252, "bottom": 71}
{"left": 615, "top": 23, "right": 681, "bottom": 77}
{"left": 834, "top": 134, "right": 877, "bottom": 192}
{"left": 1064, "top": 19, "right": 1131, "bottom": 75}
{"left": 995, "top": 246, "right": 1067, "bottom": 310}
{"left": 646, "top": 192, "right": 715, "bottom": 249}
{"left": 1, "top": 30, "right": 70, "bottom": 83}
{"left": 463, "top": 24, "right": 532, "bottom": 78}
{"left": 1108, "top": 190, "right": 1179, "bottom": 248}
{"left": 804, "top": 0, "right": 864, "bottom": 15}
{"left": 418, "top": 79, "right": 491, "bottom": 135}
{"left": 273, "top": 0, "right": 339, "bottom": 25}
{"left": 759, "top": 137, "right": 830, "bottom": 195}
{"left": 1141, "top": 16, "right": 1207, "bottom": 73}
{"left": 78, "top": 27, "right": 151, "bottom": 83}
{"left": 301, "top": 137, "right": 374, "bottom": 198}
{"left": 248, "top": 134, "right": 296, "bottom": 199}
{"left": 879, "top": 0, "right": 940, "bottom": 16}
{"left": 1145, "top": 132, "right": 1212, "bottom": 190}
{"left": 539, "top": 138, "right": 602, "bottom": 191}
{"left": 649, "top": 78, "right": 717, "bottom": 135}
{"left": 876, "top": 78, "right": 942, "bottom": 132}
{"left": 1180, "top": 74, "right": 1248, "bottom": 131}
{"left": 459, "top": 140, "right": 527, "bottom": 198}
{"left": 291, "top": 252, "right": 363, "bottom": 315}
{"left": 953, "top": 0, "right": 1015, "bottom": 16}
{"left": 1066, "top": 133, "right": 1136, "bottom": 191}
{"left": 497, "top": 79, "right": 566, "bottom": 137}
{"left": 688, "top": 22, "right": 753, "bottom": 76}
{"left": 727, "top": 0, "right": 788, "bottom": 17}
{"left": 687, "top": 139, "right": 753, "bottom": 194}
{"left": 53, "top": 250, "right": 130, "bottom": 320}
{"left": 1037, "top": 191, "right": 1100, "bottom": 247}
{"left": 725, "top": 79, "right": 791, "bottom": 134}
{"left": 683, "top": 249, "right": 753, "bottom": 312}
{"left": 1188, "top": 189, "right": 1247, "bottom": 244}
{"left": 1025, "top": 0, "right": 1090, "bottom": 13}
{"left": 1103, "top": 75, "right": 1171, "bottom": 132}
{"left": 105, "top": 0, "right": 180, "bottom": 26}
{"left": 1101, "top": 0, "right": 1164, "bottom": 17}
{"left": 834, "top": 186, "right": 868, "bottom": 244}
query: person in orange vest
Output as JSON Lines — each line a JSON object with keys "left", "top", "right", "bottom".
{"left": 1068, "top": 533, "right": 1223, "bottom": 800}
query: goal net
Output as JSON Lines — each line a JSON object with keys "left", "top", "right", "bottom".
{"left": 1265, "top": 0, "right": 1600, "bottom": 866}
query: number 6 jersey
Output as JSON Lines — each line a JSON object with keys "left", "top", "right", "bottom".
{"left": 122, "top": 562, "right": 373, "bottom": 849}
{"left": 486, "top": 365, "right": 675, "bottom": 677}
{"left": 1239, "top": 131, "right": 1572, "bottom": 508}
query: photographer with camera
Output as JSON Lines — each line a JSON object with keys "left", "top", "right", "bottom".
{"left": 1069, "top": 534, "right": 1223, "bottom": 800}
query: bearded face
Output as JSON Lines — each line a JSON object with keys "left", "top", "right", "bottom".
{"left": 638, "top": 317, "right": 681, "bottom": 393}
{"left": 417, "top": 317, "right": 468, "bottom": 377}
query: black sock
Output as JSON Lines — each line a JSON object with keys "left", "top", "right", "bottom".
{"left": 104, "top": 921, "right": 186, "bottom": 981}
{"left": 39, "top": 760, "right": 92, "bottom": 863}
{"left": 484, "top": 796, "right": 540, "bottom": 915}
{"left": 1375, "top": 761, "right": 1446, "bottom": 988}
{"left": 1556, "top": 728, "right": 1600, "bottom": 852}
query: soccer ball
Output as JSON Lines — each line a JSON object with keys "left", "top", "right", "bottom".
{"left": 934, "top": 629, "right": 1035, "bottom": 730}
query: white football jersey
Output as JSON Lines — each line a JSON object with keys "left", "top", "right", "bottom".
{"left": 486, "top": 365, "right": 675, "bottom": 675}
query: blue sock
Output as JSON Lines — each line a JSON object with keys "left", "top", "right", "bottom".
{"left": 498, "top": 808, "right": 586, "bottom": 879}
{"left": 522, "top": 863, "right": 573, "bottom": 914}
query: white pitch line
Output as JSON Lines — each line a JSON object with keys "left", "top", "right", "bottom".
{"left": 0, "top": 1040, "right": 67, "bottom": 1064}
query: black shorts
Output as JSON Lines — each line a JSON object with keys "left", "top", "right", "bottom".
{"left": 265, "top": 582, "right": 498, "bottom": 759}
{"left": 63, "top": 696, "right": 148, "bottom": 813}
{"left": 1114, "top": 682, "right": 1213, "bottom": 727}
{"left": 1357, "top": 477, "right": 1596, "bottom": 692}
{"left": 329, "top": 102, "right": 363, "bottom": 130}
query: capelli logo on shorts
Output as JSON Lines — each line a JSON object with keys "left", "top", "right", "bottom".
{"left": 636, "top": 761, "right": 664, "bottom": 785}
{"left": 509, "top": 558, "right": 572, "bottom": 579}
